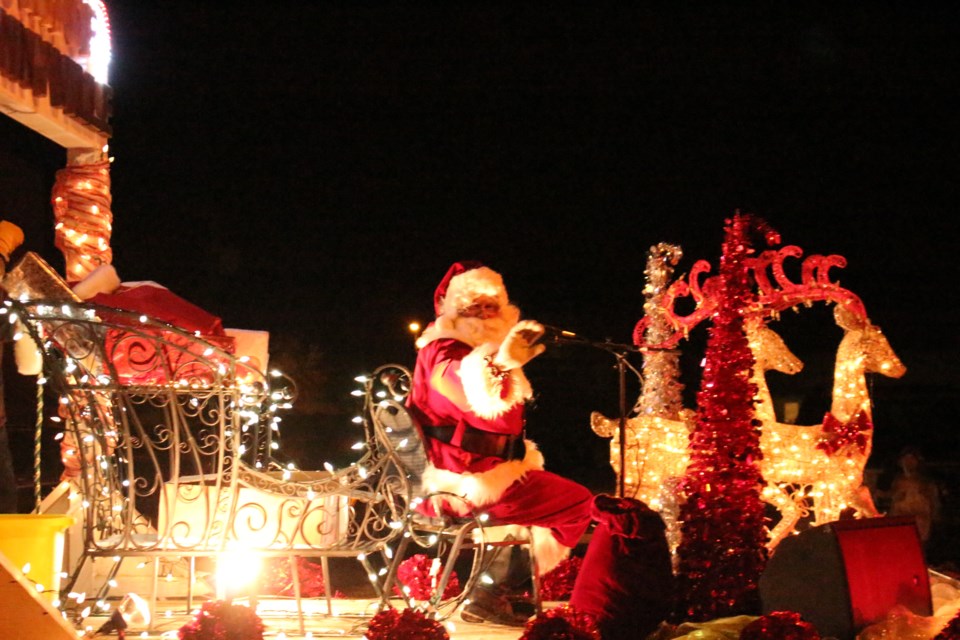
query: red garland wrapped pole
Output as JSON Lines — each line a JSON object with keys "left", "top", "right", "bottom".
{"left": 675, "top": 212, "right": 777, "bottom": 620}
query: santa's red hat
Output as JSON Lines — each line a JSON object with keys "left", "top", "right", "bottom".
{"left": 433, "top": 261, "right": 510, "bottom": 318}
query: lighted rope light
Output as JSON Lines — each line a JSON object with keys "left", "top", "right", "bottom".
{"left": 52, "top": 157, "right": 113, "bottom": 281}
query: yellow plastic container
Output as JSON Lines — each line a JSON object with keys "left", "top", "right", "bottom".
{"left": 0, "top": 514, "right": 74, "bottom": 600}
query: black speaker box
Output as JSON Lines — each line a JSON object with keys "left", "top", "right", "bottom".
{"left": 759, "top": 516, "right": 931, "bottom": 640}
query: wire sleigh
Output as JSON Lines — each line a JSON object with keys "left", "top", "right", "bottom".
{"left": 3, "top": 253, "right": 413, "bottom": 630}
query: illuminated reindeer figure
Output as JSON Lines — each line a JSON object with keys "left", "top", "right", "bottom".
{"left": 631, "top": 240, "right": 906, "bottom": 549}
{"left": 589, "top": 409, "right": 693, "bottom": 555}
{"left": 760, "top": 304, "right": 906, "bottom": 547}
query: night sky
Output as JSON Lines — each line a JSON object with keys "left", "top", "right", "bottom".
{"left": 5, "top": 4, "right": 959, "bottom": 489}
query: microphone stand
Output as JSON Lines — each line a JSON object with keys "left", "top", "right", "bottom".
{"left": 541, "top": 331, "right": 649, "bottom": 498}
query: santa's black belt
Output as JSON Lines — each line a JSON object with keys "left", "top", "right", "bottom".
{"left": 421, "top": 425, "right": 526, "bottom": 461}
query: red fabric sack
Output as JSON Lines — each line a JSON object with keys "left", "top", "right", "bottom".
{"left": 569, "top": 494, "right": 674, "bottom": 640}
{"left": 92, "top": 282, "right": 227, "bottom": 336}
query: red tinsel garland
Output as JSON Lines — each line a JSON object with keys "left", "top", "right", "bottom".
{"left": 935, "top": 610, "right": 960, "bottom": 640}
{"left": 540, "top": 556, "right": 582, "bottom": 601}
{"left": 520, "top": 604, "right": 601, "bottom": 640}
{"left": 740, "top": 611, "right": 821, "bottom": 640}
{"left": 364, "top": 607, "right": 450, "bottom": 640}
{"left": 393, "top": 554, "right": 461, "bottom": 601}
{"left": 177, "top": 600, "right": 265, "bottom": 640}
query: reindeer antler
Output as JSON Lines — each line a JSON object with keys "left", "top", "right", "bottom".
{"left": 633, "top": 260, "right": 719, "bottom": 349}
{"left": 634, "top": 213, "right": 777, "bottom": 349}
{"left": 748, "top": 246, "right": 866, "bottom": 319}
{"left": 634, "top": 219, "right": 867, "bottom": 349}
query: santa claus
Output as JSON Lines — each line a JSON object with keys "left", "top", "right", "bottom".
{"left": 407, "top": 261, "right": 595, "bottom": 625}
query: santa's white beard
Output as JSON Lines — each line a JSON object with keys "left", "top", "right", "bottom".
{"left": 453, "top": 314, "right": 511, "bottom": 347}
{"left": 416, "top": 303, "right": 522, "bottom": 351}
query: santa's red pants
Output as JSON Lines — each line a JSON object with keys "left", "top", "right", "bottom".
{"left": 480, "top": 469, "right": 594, "bottom": 549}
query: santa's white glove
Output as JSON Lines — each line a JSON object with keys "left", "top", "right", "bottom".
{"left": 494, "top": 320, "right": 546, "bottom": 370}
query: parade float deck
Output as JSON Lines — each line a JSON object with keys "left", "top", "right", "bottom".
{"left": 68, "top": 568, "right": 960, "bottom": 640}
{"left": 83, "top": 597, "right": 559, "bottom": 639}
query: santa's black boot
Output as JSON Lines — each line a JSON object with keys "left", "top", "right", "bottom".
{"left": 498, "top": 545, "right": 536, "bottom": 614}
{"left": 460, "top": 538, "right": 533, "bottom": 626}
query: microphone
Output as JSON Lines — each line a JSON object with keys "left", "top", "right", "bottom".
{"left": 538, "top": 324, "right": 584, "bottom": 345}
{"left": 536, "top": 324, "right": 651, "bottom": 353}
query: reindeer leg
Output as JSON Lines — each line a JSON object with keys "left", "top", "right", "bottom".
{"left": 765, "top": 482, "right": 805, "bottom": 551}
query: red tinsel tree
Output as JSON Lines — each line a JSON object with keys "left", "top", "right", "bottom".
{"left": 675, "top": 212, "right": 775, "bottom": 620}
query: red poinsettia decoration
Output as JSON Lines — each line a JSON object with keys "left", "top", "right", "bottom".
{"left": 178, "top": 600, "right": 265, "bottom": 640}
{"left": 393, "top": 553, "right": 461, "bottom": 601}
{"left": 540, "top": 555, "right": 582, "bottom": 601}
{"left": 740, "top": 610, "right": 821, "bottom": 640}
{"left": 935, "top": 609, "right": 960, "bottom": 640}
{"left": 520, "top": 604, "right": 601, "bottom": 640}
{"left": 364, "top": 607, "right": 449, "bottom": 640}
{"left": 816, "top": 410, "right": 872, "bottom": 456}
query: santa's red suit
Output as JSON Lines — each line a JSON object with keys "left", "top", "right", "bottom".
{"left": 407, "top": 262, "right": 594, "bottom": 575}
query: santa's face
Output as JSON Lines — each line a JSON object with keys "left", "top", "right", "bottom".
{"left": 457, "top": 295, "right": 501, "bottom": 319}
{"left": 453, "top": 295, "right": 518, "bottom": 346}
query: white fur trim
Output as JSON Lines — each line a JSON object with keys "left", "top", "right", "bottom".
{"left": 481, "top": 524, "right": 527, "bottom": 543}
{"left": 531, "top": 525, "right": 571, "bottom": 576}
{"left": 459, "top": 344, "right": 532, "bottom": 419}
{"left": 421, "top": 439, "right": 545, "bottom": 513}
{"left": 71, "top": 264, "right": 121, "bottom": 300}
{"left": 440, "top": 266, "right": 509, "bottom": 318}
